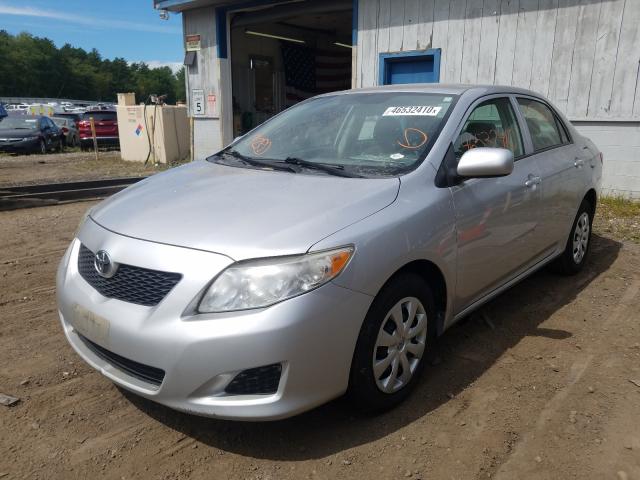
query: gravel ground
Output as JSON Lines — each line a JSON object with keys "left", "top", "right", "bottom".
{"left": 0, "top": 151, "right": 168, "bottom": 187}
{"left": 0, "top": 201, "right": 639, "bottom": 480}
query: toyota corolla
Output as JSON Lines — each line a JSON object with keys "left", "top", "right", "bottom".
{"left": 56, "top": 85, "right": 602, "bottom": 420}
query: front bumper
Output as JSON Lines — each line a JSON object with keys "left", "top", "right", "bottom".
{"left": 56, "top": 218, "right": 372, "bottom": 420}
{"left": 0, "top": 138, "right": 38, "bottom": 153}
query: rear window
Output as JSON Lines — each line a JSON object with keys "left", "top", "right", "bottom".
{"left": 82, "top": 112, "right": 116, "bottom": 122}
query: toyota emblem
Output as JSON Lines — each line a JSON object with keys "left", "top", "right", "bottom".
{"left": 94, "top": 250, "right": 118, "bottom": 278}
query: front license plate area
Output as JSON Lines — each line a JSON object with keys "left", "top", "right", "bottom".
{"left": 71, "top": 304, "right": 110, "bottom": 344}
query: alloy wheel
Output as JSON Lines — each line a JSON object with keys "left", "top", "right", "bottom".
{"left": 373, "top": 297, "right": 428, "bottom": 393}
{"left": 572, "top": 212, "right": 590, "bottom": 264}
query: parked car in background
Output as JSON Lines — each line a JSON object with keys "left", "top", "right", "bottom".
{"left": 57, "top": 85, "right": 602, "bottom": 420}
{"left": 0, "top": 115, "right": 64, "bottom": 154}
{"left": 55, "top": 112, "right": 83, "bottom": 129}
{"left": 52, "top": 116, "right": 79, "bottom": 147}
{"left": 79, "top": 110, "right": 119, "bottom": 150}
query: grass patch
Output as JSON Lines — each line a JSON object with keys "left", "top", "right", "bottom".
{"left": 594, "top": 196, "right": 640, "bottom": 244}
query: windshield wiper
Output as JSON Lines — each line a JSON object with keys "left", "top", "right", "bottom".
{"left": 218, "top": 150, "right": 296, "bottom": 173}
{"left": 283, "top": 157, "right": 363, "bottom": 178}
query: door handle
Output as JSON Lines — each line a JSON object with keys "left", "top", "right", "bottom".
{"left": 525, "top": 176, "right": 541, "bottom": 188}
{"left": 574, "top": 158, "right": 585, "bottom": 168}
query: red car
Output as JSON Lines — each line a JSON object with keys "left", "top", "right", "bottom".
{"left": 79, "top": 110, "right": 119, "bottom": 150}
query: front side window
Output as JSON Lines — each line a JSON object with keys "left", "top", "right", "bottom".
{"left": 454, "top": 97, "right": 524, "bottom": 160}
{"left": 517, "top": 98, "right": 566, "bottom": 152}
{"left": 212, "top": 92, "right": 457, "bottom": 177}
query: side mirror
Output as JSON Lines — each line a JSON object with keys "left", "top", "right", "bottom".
{"left": 457, "top": 147, "right": 514, "bottom": 178}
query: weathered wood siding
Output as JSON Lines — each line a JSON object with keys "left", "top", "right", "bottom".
{"left": 356, "top": 0, "right": 640, "bottom": 121}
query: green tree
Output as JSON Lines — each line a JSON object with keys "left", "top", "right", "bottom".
{"left": 0, "top": 30, "right": 183, "bottom": 103}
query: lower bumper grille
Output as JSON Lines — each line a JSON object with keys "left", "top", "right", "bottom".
{"left": 78, "top": 334, "right": 165, "bottom": 386}
{"left": 225, "top": 364, "right": 282, "bottom": 395}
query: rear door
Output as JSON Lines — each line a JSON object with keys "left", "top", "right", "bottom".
{"left": 515, "top": 97, "right": 581, "bottom": 254}
{"left": 451, "top": 96, "right": 543, "bottom": 313}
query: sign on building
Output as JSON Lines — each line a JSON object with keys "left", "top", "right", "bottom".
{"left": 191, "top": 89, "right": 205, "bottom": 116}
{"left": 185, "top": 34, "right": 201, "bottom": 52}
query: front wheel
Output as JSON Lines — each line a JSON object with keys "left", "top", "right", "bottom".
{"left": 551, "top": 200, "right": 593, "bottom": 275}
{"left": 38, "top": 139, "right": 46, "bottom": 155}
{"left": 348, "top": 273, "right": 436, "bottom": 412}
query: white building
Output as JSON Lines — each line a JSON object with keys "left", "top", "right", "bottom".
{"left": 154, "top": 0, "right": 640, "bottom": 197}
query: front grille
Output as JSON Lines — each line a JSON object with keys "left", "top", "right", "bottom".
{"left": 79, "top": 334, "right": 165, "bottom": 386}
{"left": 77, "top": 244, "right": 181, "bottom": 307}
{"left": 225, "top": 364, "right": 282, "bottom": 395}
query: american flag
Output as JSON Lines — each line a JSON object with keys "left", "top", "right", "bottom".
{"left": 281, "top": 43, "right": 351, "bottom": 106}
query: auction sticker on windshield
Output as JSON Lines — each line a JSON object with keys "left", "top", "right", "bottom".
{"left": 383, "top": 106, "right": 442, "bottom": 116}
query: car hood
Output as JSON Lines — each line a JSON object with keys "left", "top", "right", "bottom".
{"left": 90, "top": 161, "right": 400, "bottom": 260}
{"left": 0, "top": 129, "right": 37, "bottom": 138}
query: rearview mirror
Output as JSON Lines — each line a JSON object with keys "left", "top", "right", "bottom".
{"left": 457, "top": 147, "right": 514, "bottom": 178}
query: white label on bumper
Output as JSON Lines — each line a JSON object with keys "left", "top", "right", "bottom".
{"left": 71, "top": 304, "right": 110, "bottom": 344}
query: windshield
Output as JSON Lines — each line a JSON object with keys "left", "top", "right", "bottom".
{"left": 212, "top": 92, "right": 457, "bottom": 177}
{"left": 0, "top": 117, "right": 39, "bottom": 130}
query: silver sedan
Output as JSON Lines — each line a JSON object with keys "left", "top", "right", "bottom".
{"left": 56, "top": 85, "right": 602, "bottom": 420}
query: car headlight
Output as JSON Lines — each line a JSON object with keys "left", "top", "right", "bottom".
{"left": 198, "top": 246, "right": 354, "bottom": 313}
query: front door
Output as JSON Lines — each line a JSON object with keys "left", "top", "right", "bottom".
{"left": 451, "top": 96, "right": 543, "bottom": 313}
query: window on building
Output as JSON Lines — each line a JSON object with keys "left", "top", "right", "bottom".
{"left": 454, "top": 97, "right": 524, "bottom": 159}
{"left": 517, "top": 98, "right": 567, "bottom": 152}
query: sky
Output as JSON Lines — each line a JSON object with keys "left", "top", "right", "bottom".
{"left": 0, "top": 0, "right": 184, "bottom": 72}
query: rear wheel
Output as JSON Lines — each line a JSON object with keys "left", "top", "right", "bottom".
{"left": 348, "top": 273, "right": 435, "bottom": 412}
{"left": 551, "top": 200, "right": 593, "bottom": 275}
{"left": 57, "top": 138, "right": 64, "bottom": 152}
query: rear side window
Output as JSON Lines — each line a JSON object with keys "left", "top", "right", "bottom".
{"left": 454, "top": 97, "right": 524, "bottom": 159}
{"left": 517, "top": 98, "right": 567, "bottom": 151}
{"left": 82, "top": 112, "right": 116, "bottom": 122}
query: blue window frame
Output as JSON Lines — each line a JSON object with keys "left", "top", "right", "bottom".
{"left": 379, "top": 49, "right": 441, "bottom": 85}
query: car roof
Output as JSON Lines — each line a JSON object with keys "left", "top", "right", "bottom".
{"left": 323, "top": 83, "right": 543, "bottom": 98}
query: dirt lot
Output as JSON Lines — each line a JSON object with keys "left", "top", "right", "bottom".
{"left": 0, "top": 151, "right": 167, "bottom": 187}
{"left": 1, "top": 201, "right": 639, "bottom": 480}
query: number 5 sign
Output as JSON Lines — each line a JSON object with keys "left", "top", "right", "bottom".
{"left": 191, "top": 89, "right": 205, "bottom": 117}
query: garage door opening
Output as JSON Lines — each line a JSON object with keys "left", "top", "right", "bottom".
{"left": 229, "top": 0, "right": 353, "bottom": 138}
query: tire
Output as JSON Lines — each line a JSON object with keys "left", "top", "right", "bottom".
{"left": 57, "top": 138, "right": 64, "bottom": 152}
{"left": 72, "top": 135, "right": 79, "bottom": 148}
{"left": 38, "top": 139, "right": 46, "bottom": 155}
{"left": 348, "top": 273, "right": 436, "bottom": 413}
{"left": 551, "top": 199, "right": 593, "bottom": 275}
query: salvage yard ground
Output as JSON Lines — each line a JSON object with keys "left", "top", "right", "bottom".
{"left": 0, "top": 199, "right": 639, "bottom": 479}
{"left": 0, "top": 151, "right": 168, "bottom": 187}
